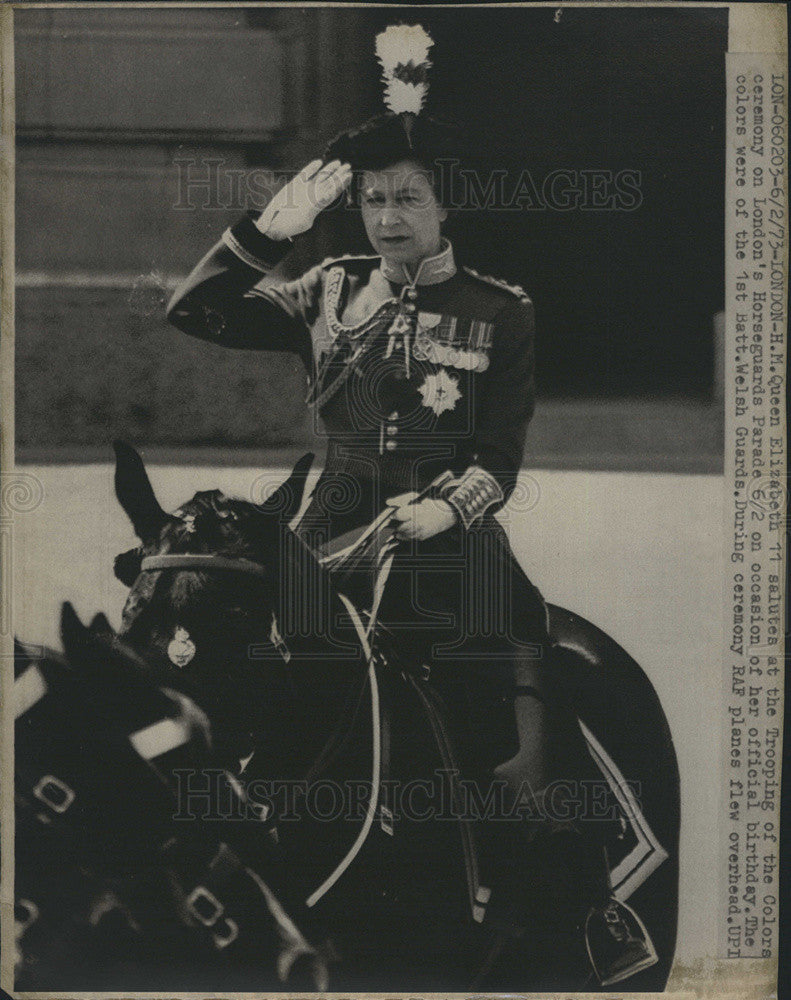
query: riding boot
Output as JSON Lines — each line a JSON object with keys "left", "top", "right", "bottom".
{"left": 479, "top": 647, "right": 657, "bottom": 988}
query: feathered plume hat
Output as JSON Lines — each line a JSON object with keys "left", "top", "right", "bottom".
{"left": 375, "top": 23, "right": 434, "bottom": 144}
{"left": 324, "top": 23, "right": 461, "bottom": 179}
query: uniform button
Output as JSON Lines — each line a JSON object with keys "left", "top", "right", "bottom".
{"left": 403, "top": 303, "right": 417, "bottom": 314}
{"left": 385, "top": 439, "right": 398, "bottom": 451}
{"left": 405, "top": 287, "right": 418, "bottom": 301}
{"left": 386, "top": 424, "right": 398, "bottom": 435}
{"left": 389, "top": 411, "right": 399, "bottom": 419}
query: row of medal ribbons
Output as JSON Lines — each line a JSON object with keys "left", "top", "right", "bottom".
{"left": 412, "top": 334, "right": 490, "bottom": 372}
{"left": 411, "top": 312, "right": 492, "bottom": 372}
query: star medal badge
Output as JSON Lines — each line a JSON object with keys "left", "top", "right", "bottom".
{"left": 418, "top": 368, "right": 461, "bottom": 416}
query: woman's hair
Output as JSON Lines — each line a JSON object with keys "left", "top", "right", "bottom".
{"left": 323, "top": 113, "right": 463, "bottom": 205}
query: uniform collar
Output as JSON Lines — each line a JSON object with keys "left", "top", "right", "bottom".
{"left": 379, "top": 238, "right": 457, "bottom": 287}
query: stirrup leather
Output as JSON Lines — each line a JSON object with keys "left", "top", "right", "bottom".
{"left": 584, "top": 897, "right": 658, "bottom": 986}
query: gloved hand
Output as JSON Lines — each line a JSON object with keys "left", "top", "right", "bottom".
{"left": 256, "top": 159, "right": 352, "bottom": 240}
{"left": 387, "top": 492, "right": 458, "bottom": 541}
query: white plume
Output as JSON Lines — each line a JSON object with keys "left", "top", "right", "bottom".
{"left": 384, "top": 79, "right": 428, "bottom": 117}
{"left": 375, "top": 24, "right": 434, "bottom": 116}
{"left": 375, "top": 24, "right": 433, "bottom": 73}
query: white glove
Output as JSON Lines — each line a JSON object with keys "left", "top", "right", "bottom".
{"left": 387, "top": 493, "right": 458, "bottom": 542}
{"left": 256, "top": 159, "right": 352, "bottom": 240}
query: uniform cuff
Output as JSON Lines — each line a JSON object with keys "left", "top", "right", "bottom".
{"left": 222, "top": 213, "right": 290, "bottom": 272}
{"left": 439, "top": 466, "right": 504, "bottom": 529}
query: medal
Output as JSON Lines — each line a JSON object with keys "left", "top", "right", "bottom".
{"left": 167, "top": 626, "right": 196, "bottom": 668}
{"left": 418, "top": 368, "right": 462, "bottom": 416}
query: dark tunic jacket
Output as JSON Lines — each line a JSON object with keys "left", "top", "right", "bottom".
{"left": 167, "top": 214, "right": 547, "bottom": 655}
{"left": 167, "top": 213, "right": 536, "bottom": 535}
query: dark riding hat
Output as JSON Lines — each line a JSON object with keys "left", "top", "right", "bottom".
{"left": 323, "top": 24, "right": 464, "bottom": 197}
{"left": 324, "top": 112, "right": 461, "bottom": 176}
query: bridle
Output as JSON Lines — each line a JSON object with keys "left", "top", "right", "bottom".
{"left": 140, "top": 554, "right": 268, "bottom": 580}
{"left": 138, "top": 547, "right": 389, "bottom": 911}
{"left": 138, "top": 551, "right": 289, "bottom": 662}
{"left": 139, "top": 467, "right": 450, "bottom": 583}
{"left": 136, "top": 514, "right": 484, "bottom": 918}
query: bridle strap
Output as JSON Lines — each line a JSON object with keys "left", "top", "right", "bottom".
{"left": 139, "top": 554, "right": 288, "bottom": 664}
{"left": 140, "top": 554, "right": 268, "bottom": 580}
{"left": 138, "top": 537, "right": 398, "bottom": 910}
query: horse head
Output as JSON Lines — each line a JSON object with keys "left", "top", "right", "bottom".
{"left": 16, "top": 604, "right": 330, "bottom": 991}
{"left": 111, "top": 442, "right": 358, "bottom": 772}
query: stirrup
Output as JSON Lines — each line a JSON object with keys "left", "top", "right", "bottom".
{"left": 584, "top": 898, "right": 658, "bottom": 986}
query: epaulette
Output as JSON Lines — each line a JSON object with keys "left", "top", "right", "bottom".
{"left": 463, "top": 266, "right": 531, "bottom": 301}
{"left": 321, "top": 253, "right": 379, "bottom": 270}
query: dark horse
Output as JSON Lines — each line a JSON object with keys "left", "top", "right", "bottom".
{"left": 14, "top": 443, "right": 679, "bottom": 991}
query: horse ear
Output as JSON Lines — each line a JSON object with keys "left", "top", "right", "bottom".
{"left": 113, "top": 440, "right": 170, "bottom": 541}
{"left": 60, "top": 603, "right": 174, "bottom": 709}
{"left": 60, "top": 601, "right": 90, "bottom": 659}
{"left": 61, "top": 602, "right": 120, "bottom": 667}
{"left": 89, "top": 611, "right": 115, "bottom": 639}
{"left": 256, "top": 452, "right": 314, "bottom": 524}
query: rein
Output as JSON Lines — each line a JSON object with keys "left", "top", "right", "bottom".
{"left": 136, "top": 544, "right": 389, "bottom": 910}
{"left": 136, "top": 516, "right": 483, "bottom": 921}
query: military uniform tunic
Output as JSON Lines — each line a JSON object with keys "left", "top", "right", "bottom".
{"left": 168, "top": 213, "right": 548, "bottom": 662}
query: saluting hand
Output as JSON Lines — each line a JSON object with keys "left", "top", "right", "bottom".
{"left": 387, "top": 493, "right": 458, "bottom": 542}
{"left": 256, "top": 159, "right": 353, "bottom": 241}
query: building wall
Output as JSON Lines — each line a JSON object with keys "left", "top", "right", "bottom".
{"left": 15, "top": 8, "right": 308, "bottom": 451}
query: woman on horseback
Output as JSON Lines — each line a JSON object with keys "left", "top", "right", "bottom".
{"left": 166, "top": 25, "right": 654, "bottom": 985}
